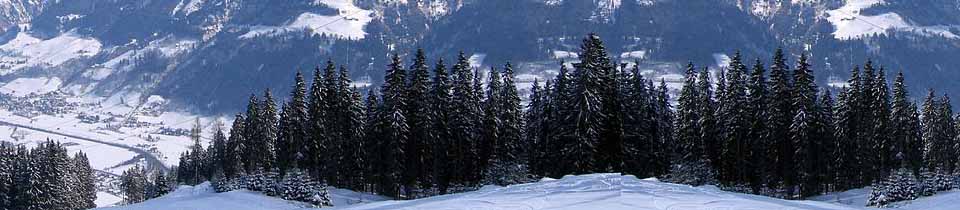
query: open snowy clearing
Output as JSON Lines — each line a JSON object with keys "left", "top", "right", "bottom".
{"left": 93, "top": 173, "right": 960, "bottom": 210}
{"left": 240, "top": 0, "right": 373, "bottom": 40}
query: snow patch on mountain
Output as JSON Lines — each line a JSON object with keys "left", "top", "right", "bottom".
{"left": 0, "top": 76, "right": 61, "bottom": 96}
{"left": 826, "top": 0, "right": 959, "bottom": 40}
{"left": 0, "top": 31, "right": 102, "bottom": 75}
{"left": 172, "top": 0, "right": 204, "bottom": 16}
{"left": 241, "top": 0, "right": 372, "bottom": 40}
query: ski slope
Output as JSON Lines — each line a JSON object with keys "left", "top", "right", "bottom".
{"left": 94, "top": 173, "right": 960, "bottom": 210}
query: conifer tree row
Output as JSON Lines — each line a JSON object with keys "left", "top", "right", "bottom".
{"left": 177, "top": 33, "right": 960, "bottom": 201}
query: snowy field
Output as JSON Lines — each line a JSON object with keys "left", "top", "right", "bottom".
{"left": 94, "top": 173, "right": 960, "bottom": 210}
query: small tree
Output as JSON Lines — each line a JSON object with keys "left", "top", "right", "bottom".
{"left": 867, "top": 168, "right": 919, "bottom": 207}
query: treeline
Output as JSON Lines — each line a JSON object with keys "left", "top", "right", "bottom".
{"left": 176, "top": 33, "right": 960, "bottom": 202}
{"left": 0, "top": 141, "right": 97, "bottom": 210}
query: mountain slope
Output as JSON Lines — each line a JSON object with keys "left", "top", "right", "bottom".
{"left": 0, "top": 0, "right": 959, "bottom": 112}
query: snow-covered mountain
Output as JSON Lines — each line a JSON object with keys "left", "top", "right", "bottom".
{"left": 0, "top": 0, "right": 958, "bottom": 113}
{"left": 94, "top": 173, "right": 960, "bottom": 210}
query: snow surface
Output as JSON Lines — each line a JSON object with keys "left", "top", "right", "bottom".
{"left": 0, "top": 76, "right": 62, "bottom": 97}
{"left": 814, "top": 187, "right": 960, "bottom": 210}
{"left": 86, "top": 173, "right": 960, "bottom": 210}
{"left": 826, "top": 0, "right": 959, "bottom": 40}
{"left": 240, "top": 0, "right": 373, "bottom": 40}
{"left": 0, "top": 32, "right": 102, "bottom": 74}
{"left": 95, "top": 182, "right": 387, "bottom": 210}
{"left": 96, "top": 192, "right": 123, "bottom": 207}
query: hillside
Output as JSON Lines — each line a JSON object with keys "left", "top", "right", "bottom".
{"left": 0, "top": 0, "right": 957, "bottom": 112}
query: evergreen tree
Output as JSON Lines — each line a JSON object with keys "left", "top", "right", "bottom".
{"left": 525, "top": 79, "right": 546, "bottom": 176}
{"left": 698, "top": 68, "right": 721, "bottom": 177}
{"left": 362, "top": 89, "right": 383, "bottom": 194}
{"left": 306, "top": 63, "right": 331, "bottom": 180}
{"left": 404, "top": 49, "right": 431, "bottom": 192}
{"left": 151, "top": 170, "right": 171, "bottom": 198}
{"left": 277, "top": 72, "right": 310, "bottom": 173}
{"left": 922, "top": 90, "right": 958, "bottom": 171}
{"left": 187, "top": 118, "right": 206, "bottom": 185}
{"left": 480, "top": 66, "right": 503, "bottom": 178}
{"left": 766, "top": 49, "right": 794, "bottom": 189}
{"left": 676, "top": 63, "right": 702, "bottom": 163}
{"left": 0, "top": 143, "right": 12, "bottom": 210}
{"left": 429, "top": 58, "right": 454, "bottom": 193}
{"left": 73, "top": 152, "right": 97, "bottom": 209}
{"left": 622, "top": 64, "right": 655, "bottom": 177}
{"left": 121, "top": 165, "right": 148, "bottom": 204}
{"left": 224, "top": 114, "right": 246, "bottom": 179}
{"left": 791, "top": 54, "right": 822, "bottom": 197}
{"left": 498, "top": 63, "right": 524, "bottom": 169}
{"left": 872, "top": 69, "right": 894, "bottom": 177}
{"left": 746, "top": 58, "right": 768, "bottom": 191}
{"left": 654, "top": 79, "right": 675, "bottom": 176}
{"left": 834, "top": 66, "right": 863, "bottom": 191}
{"left": 376, "top": 54, "right": 409, "bottom": 198}
{"left": 258, "top": 90, "right": 279, "bottom": 171}
{"left": 891, "top": 72, "right": 923, "bottom": 172}
{"left": 209, "top": 121, "right": 227, "bottom": 179}
{"left": 860, "top": 61, "right": 880, "bottom": 185}
{"left": 337, "top": 66, "right": 366, "bottom": 191}
{"left": 242, "top": 94, "right": 260, "bottom": 173}
{"left": 817, "top": 89, "right": 838, "bottom": 192}
{"left": 449, "top": 52, "right": 482, "bottom": 186}
{"left": 718, "top": 52, "right": 753, "bottom": 186}
{"left": 565, "top": 34, "right": 611, "bottom": 174}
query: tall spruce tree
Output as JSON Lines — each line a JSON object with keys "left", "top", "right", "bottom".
{"left": 891, "top": 72, "right": 922, "bottom": 172}
{"left": 480, "top": 66, "right": 503, "bottom": 178}
{"left": 429, "top": 58, "right": 454, "bottom": 193}
{"left": 404, "top": 49, "right": 431, "bottom": 192}
{"left": 697, "top": 68, "right": 721, "bottom": 176}
{"left": 817, "top": 88, "right": 838, "bottom": 192}
{"left": 242, "top": 95, "right": 260, "bottom": 173}
{"left": 224, "top": 114, "right": 246, "bottom": 179}
{"left": 565, "top": 34, "right": 612, "bottom": 174}
{"left": 338, "top": 66, "right": 366, "bottom": 191}
{"left": 277, "top": 72, "right": 310, "bottom": 173}
{"left": 676, "top": 63, "right": 703, "bottom": 163}
{"left": 362, "top": 89, "right": 383, "bottom": 194}
{"left": 746, "top": 58, "right": 769, "bottom": 191}
{"left": 719, "top": 52, "right": 753, "bottom": 186}
{"left": 767, "top": 49, "right": 794, "bottom": 188}
{"left": 450, "top": 52, "right": 482, "bottom": 185}
{"left": 791, "top": 54, "right": 821, "bottom": 197}
{"left": 306, "top": 63, "right": 331, "bottom": 180}
{"left": 872, "top": 69, "right": 894, "bottom": 177}
{"left": 377, "top": 54, "right": 409, "bottom": 198}
{"left": 499, "top": 63, "right": 524, "bottom": 168}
